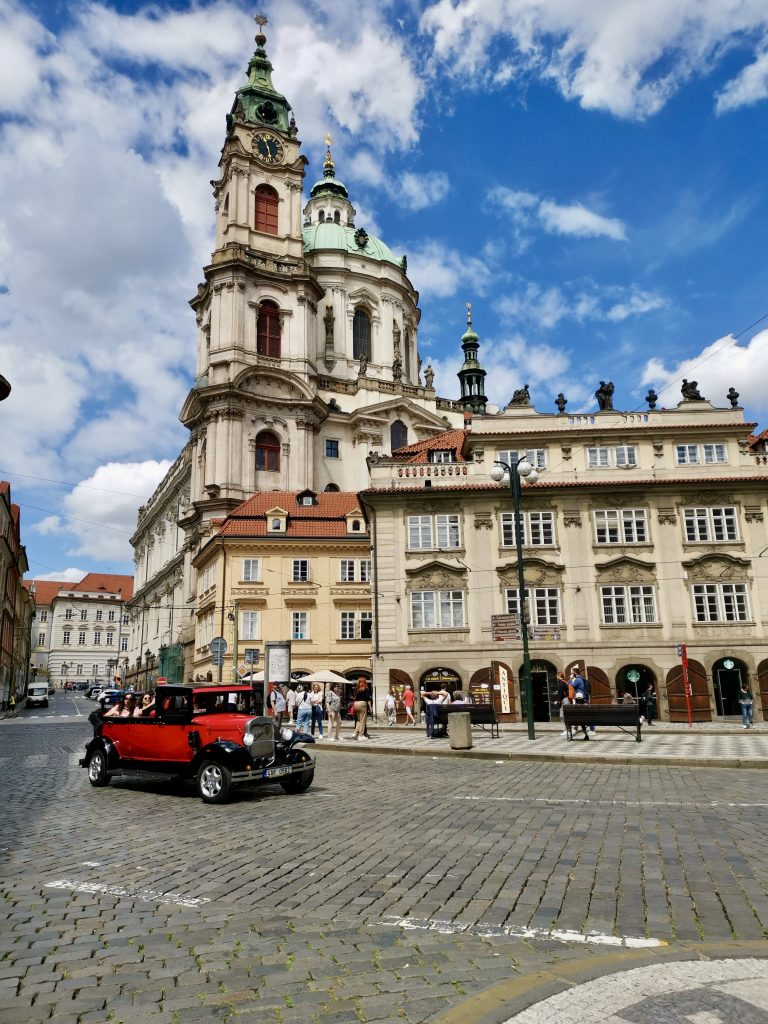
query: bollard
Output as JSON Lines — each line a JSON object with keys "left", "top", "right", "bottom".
{"left": 448, "top": 711, "right": 472, "bottom": 750}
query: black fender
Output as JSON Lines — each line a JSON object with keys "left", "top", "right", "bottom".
{"left": 281, "top": 747, "right": 314, "bottom": 770}
{"left": 191, "top": 740, "right": 253, "bottom": 775}
{"left": 83, "top": 735, "right": 120, "bottom": 770}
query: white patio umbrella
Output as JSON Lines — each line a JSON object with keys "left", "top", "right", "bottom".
{"left": 240, "top": 670, "right": 264, "bottom": 682}
{"left": 300, "top": 669, "right": 349, "bottom": 684}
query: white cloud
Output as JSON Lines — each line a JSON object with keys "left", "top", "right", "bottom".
{"left": 402, "top": 240, "right": 494, "bottom": 299}
{"left": 716, "top": 48, "right": 768, "bottom": 113}
{"left": 497, "top": 279, "right": 666, "bottom": 329}
{"left": 33, "top": 568, "right": 88, "bottom": 584}
{"left": 397, "top": 171, "right": 450, "bottom": 211}
{"left": 488, "top": 186, "right": 626, "bottom": 245}
{"left": 31, "top": 515, "right": 66, "bottom": 536}
{"left": 538, "top": 200, "right": 626, "bottom": 240}
{"left": 421, "top": 0, "right": 768, "bottom": 119}
{"left": 62, "top": 461, "right": 172, "bottom": 562}
{"left": 640, "top": 329, "right": 768, "bottom": 413}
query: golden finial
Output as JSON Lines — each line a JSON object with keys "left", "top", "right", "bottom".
{"left": 323, "top": 133, "right": 335, "bottom": 177}
{"left": 254, "top": 13, "right": 268, "bottom": 46}
{"left": 324, "top": 132, "right": 333, "bottom": 148}
{"left": 255, "top": 14, "right": 268, "bottom": 28}
{"left": 466, "top": 301, "right": 472, "bottom": 325}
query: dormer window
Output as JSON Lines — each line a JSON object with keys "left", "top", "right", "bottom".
{"left": 430, "top": 450, "right": 454, "bottom": 464}
{"left": 297, "top": 489, "right": 317, "bottom": 507}
{"left": 271, "top": 518, "right": 282, "bottom": 531}
{"left": 351, "top": 520, "right": 361, "bottom": 531}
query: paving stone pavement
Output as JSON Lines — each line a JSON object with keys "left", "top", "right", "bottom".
{"left": 0, "top": 719, "right": 766, "bottom": 1024}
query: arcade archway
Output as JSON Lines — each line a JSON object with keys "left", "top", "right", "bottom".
{"left": 616, "top": 664, "right": 656, "bottom": 702}
{"left": 712, "top": 656, "right": 749, "bottom": 717}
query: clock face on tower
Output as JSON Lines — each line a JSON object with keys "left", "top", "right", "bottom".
{"left": 252, "top": 132, "right": 284, "bottom": 164}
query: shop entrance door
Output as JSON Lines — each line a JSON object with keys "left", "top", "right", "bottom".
{"left": 715, "top": 667, "right": 742, "bottom": 716}
{"left": 531, "top": 670, "right": 551, "bottom": 721}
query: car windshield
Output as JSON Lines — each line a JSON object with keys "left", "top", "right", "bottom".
{"left": 191, "top": 690, "right": 255, "bottom": 715}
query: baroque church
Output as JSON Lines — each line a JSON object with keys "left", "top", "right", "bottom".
{"left": 127, "top": 23, "right": 472, "bottom": 675}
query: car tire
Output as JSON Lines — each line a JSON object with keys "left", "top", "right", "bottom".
{"left": 87, "top": 750, "right": 111, "bottom": 787}
{"left": 197, "top": 760, "right": 232, "bottom": 804}
{"left": 280, "top": 767, "right": 314, "bottom": 794}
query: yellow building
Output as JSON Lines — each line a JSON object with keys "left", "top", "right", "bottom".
{"left": 192, "top": 490, "right": 372, "bottom": 699}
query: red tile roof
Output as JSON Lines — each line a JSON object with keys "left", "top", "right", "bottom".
{"left": 362, "top": 475, "right": 768, "bottom": 496}
{"left": 217, "top": 491, "right": 367, "bottom": 539}
{"left": 388, "top": 428, "right": 469, "bottom": 463}
{"left": 747, "top": 429, "right": 768, "bottom": 448}
{"left": 22, "top": 580, "right": 64, "bottom": 606}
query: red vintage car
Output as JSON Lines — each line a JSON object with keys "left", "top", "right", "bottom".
{"left": 80, "top": 683, "right": 315, "bottom": 803}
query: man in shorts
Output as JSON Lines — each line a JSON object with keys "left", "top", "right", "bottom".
{"left": 402, "top": 684, "right": 415, "bottom": 726}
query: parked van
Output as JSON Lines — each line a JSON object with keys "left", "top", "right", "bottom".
{"left": 26, "top": 684, "right": 49, "bottom": 709}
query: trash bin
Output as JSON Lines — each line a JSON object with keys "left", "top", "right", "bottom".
{"left": 448, "top": 711, "right": 472, "bottom": 750}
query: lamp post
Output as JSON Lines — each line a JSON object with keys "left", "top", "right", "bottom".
{"left": 490, "top": 456, "right": 540, "bottom": 741}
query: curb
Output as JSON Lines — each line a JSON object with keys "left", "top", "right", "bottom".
{"left": 428, "top": 940, "right": 768, "bottom": 1024}
{"left": 314, "top": 738, "right": 768, "bottom": 770}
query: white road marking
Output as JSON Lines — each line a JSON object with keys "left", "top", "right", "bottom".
{"left": 454, "top": 796, "right": 768, "bottom": 809}
{"left": 382, "top": 915, "right": 665, "bottom": 948}
{"left": 82, "top": 861, "right": 102, "bottom": 867}
{"left": 46, "top": 879, "right": 210, "bottom": 908}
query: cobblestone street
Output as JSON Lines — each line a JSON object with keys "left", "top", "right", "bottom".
{"left": 1, "top": 718, "right": 767, "bottom": 1023}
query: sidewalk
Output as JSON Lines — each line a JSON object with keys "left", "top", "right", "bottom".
{"left": 315, "top": 719, "right": 768, "bottom": 768}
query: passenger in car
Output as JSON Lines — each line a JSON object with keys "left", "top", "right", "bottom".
{"left": 104, "top": 696, "right": 126, "bottom": 718}
{"left": 137, "top": 693, "right": 155, "bottom": 717}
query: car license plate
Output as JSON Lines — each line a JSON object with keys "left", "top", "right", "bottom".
{"left": 264, "top": 766, "right": 291, "bottom": 778}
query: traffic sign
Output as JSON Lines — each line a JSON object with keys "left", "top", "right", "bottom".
{"left": 211, "top": 652, "right": 225, "bottom": 667}
{"left": 244, "top": 648, "right": 260, "bottom": 665}
{"left": 210, "top": 637, "right": 227, "bottom": 655}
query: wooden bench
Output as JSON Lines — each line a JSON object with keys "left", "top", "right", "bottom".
{"left": 433, "top": 703, "right": 500, "bottom": 739}
{"left": 563, "top": 703, "right": 643, "bottom": 742}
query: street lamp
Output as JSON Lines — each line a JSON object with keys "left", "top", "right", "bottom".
{"left": 490, "top": 456, "right": 540, "bottom": 741}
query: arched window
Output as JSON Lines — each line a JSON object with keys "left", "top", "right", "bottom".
{"left": 318, "top": 210, "right": 325, "bottom": 223}
{"left": 254, "top": 185, "right": 278, "bottom": 234}
{"left": 353, "top": 308, "right": 371, "bottom": 361}
{"left": 333, "top": 210, "right": 340, "bottom": 224}
{"left": 390, "top": 420, "right": 408, "bottom": 451}
{"left": 257, "top": 301, "right": 281, "bottom": 358}
{"left": 324, "top": 483, "right": 340, "bottom": 492}
{"left": 255, "top": 430, "right": 280, "bottom": 472}
{"left": 222, "top": 193, "right": 229, "bottom": 217}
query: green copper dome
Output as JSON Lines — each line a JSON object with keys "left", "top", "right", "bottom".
{"left": 303, "top": 222, "right": 401, "bottom": 267}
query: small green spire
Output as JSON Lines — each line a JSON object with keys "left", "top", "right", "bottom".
{"left": 229, "top": 15, "right": 293, "bottom": 134}
{"left": 457, "top": 301, "right": 487, "bottom": 414}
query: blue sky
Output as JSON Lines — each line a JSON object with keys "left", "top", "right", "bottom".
{"left": 1, "top": 0, "right": 767, "bottom": 581}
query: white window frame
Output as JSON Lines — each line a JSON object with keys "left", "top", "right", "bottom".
{"left": 291, "top": 611, "right": 309, "bottom": 640}
{"left": 120, "top": 636, "right": 128, "bottom": 652}
{"left": 615, "top": 445, "right": 638, "bottom": 467}
{"left": 37, "top": 632, "right": 45, "bottom": 646}
{"left": 78, "top": 631, "right": 86, "bottom": 646}
{"left": 435, "top": 514, "right": 461, "bottom": 549}
{"left": 600, "top": 585, "right": 657, "bottom": 624}
{"left": 106, "top": 632, "right": 114, "bottom": 646}
{"left": 95, "top": 610, "right": 103, "bottom": 622}
{"left": 703, "top": 443, "right": 727, "bottom": 464}
{"left": 408, "top": 515, "right": 433, "bottom": 549}
{"left": 291, "top": 559, "right": 310, "bottom": 582}
{"left": 40, "top": 610, "right": 47, "bottom": 622}
{"left": 501, "top": 511, "right": 555, "bottom": 547}
{"left": 683, "top": 506, "right": 738, "bottom": 543}
{"left": 692, "top": 583, "right": 750, "bottom": 622}
{"left": 587, "top": 446, "right": 637, "bottom": 469}
{"left": 339, "top": 611, "right": 372, "bottom": 639}
{"left": 80, "top": 609, "right": 87, "bottom": 621}
{"left": 677, "top": 443, "right": 728, "bottom": 466}
{"left": 94, "top": 632, "right": 101, "bottom": 645}
{"left": 241, "top": 611, "right": 260, "bottom": 641}
{"left": 65, "top": 609, "right": 73, "bottom": 620}
{"left": 594, "top": 508, "right": 648, "bottom": 544}
{"left": 360, "top": 559, "right": 372, "bottom": 583}
{"left": 430, "top": 450, "right": 454, "bottom": 463}
{"left": 243, "top": 558, "right": 261, "bottom": 582}
{"left": 498, "top": 449, "right": 547, "bottom": 470}
{"left": 409, "top": 590, "right": 465, "bottom": 629}
{"left": 506, "top": 587, "right": 562, "bottom": 626}
{"left": 107, "top": 610, "right": 115, "bottom": 622}
{"left": 340, "top": 559, "right": 356, "bottom": 582}
{"left": 587, "top": 446, "right": 610, "bottom": 468}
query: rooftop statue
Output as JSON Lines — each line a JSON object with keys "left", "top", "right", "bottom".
{"left": 509, "top": 384, "right": 531, "bottom": 407}
{"left": 595, "top": 380, "right": 615, "bottom": 411}
{"left": 681, "top": 379, "right": 704, "bottom": 401}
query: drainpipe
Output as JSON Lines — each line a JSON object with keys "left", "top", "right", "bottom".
{"left": 359, "top": 496, "right": 379, "bottom": 658}
{"left": 218, "top": 538, "right": 227, "bottom": 684}
{"left": 231, "top": 600, "right": 239, "bottom": 685}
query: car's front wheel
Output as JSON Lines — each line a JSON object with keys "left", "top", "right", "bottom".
{"left": 197, "top": 760, "right": 232, "bottom": 804}
{"left": 87, "top": 750, "right": 111, "bottom": 787}
{"left": 280, "top": 767, "right": 314, "bottom": 794}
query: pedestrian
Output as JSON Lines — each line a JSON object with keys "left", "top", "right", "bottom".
{"left": 402, "top": 683, "right": 415, "bottom": 726}
{"left": 422, "top": 689, "right": 449, "bottom": 738}
{"left": 295, "top": 684, "right": 312, "bottom": 733}
{"left": 326, "top": 682, "right": 342, "bottom": 741}
{"left": 572, "top": 690, "right": 590, "bottom": 740}
{"left": 8, "top": 692, "right": 16, "bottom": 717}
{"left": 557, "top": 671, "right": 570, "bottom": 738}
{"left": 349, "top": 676, "right": 371, "bottom": 741}
{"left": 738, "top": 682, "right": 754, "bottom": 729}
{"left": 286, "top": 684, "right": 297, "bottom": 723}
{"left": 269, "top": 684, "right": 287, "bottom": 729}
{"left": 309, "top": 682, "right": 324, "bottom": 737}
{"left": 384, "top": 691, "right": 396, "bottom": 726}
{"left": 642, "top": 684, "right": 656, "bottom": 725}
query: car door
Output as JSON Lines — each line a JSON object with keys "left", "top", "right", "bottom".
{"left": 144, "top": 691, "right": 196, "bottom": 767}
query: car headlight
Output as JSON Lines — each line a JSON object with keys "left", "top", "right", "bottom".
{"left": 281, "top": 728, "right": 294, "bottom": 741}
{"left": 243, "top": 731, "right": 255, "bottom": 747}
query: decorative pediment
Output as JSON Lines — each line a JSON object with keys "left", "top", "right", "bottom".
{"left": 682, "top": 553, "right": 752, "bottom": 581}
{"left": 496, "top": 558, "right": 563, "bottom": 588}
{"left": 594, "top": 556, "right": 656, "bottom": 584}
{"left": 405, "top": 560, "right": 467, "bottom": 591}
{"left": 348, "top": 396, "right": 449, "bottom": 434}
{"left": 403, "top": 501, "right": 462, "bottom": 516}
{"left": 678, "top": 491, "right": 736, "bottom": 509}
{"left": 347, "top": 287, "right": 380, "bottom": 309}
{"left": 589, "top": 494, "right": 642, "bottom": 511}
{"left": 234, "top": 367, "right": 315, "bottom": 403}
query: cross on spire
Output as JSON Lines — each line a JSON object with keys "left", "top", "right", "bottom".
{"left": 255, "top": 14, "right": 268, "bottom": 28}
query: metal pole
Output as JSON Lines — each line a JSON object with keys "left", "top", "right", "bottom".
{"left": 510, "top": 459, "right": 535, "bottom": 741}
{"left": 231, "top": 601, "right": 239, "bottom": 685}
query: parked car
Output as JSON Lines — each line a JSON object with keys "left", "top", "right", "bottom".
{"left": 26, "top": 684, "right": 49, "bottom": 709}
{"left": 48, "top": 684, "right": 55, "bottom": 696}
{"left": 64, "top": 681, "right": 75, "bottom": 691}
{"left": 76, "top": 682, "right": 89, "bottom": 691}
{"left": 80, "top": 684, "right": 316, "bottom": 804}
{"left": 85, "top": 686, "right": 103, "bottom": 700}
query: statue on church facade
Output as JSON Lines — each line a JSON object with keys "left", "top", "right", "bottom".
{"left": 681, "top": 379, "right": 704, "bottom": 401}
{"left": 358, "top": 352, "right": 368, "bottom": 377}
{"left": 424, "top": 364, "right": 434, "bottom": 389}
{"left": 392, "top": 356, "right": 403, "bottom": 381}
{"left": 595, "top": 380, "right": 615, "bottom": 411}
{"left": 323, "top": 305, "right": 335, "bottom": 370}
{"left": 509, "top": 384, "right": 531, "bottom": 406}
